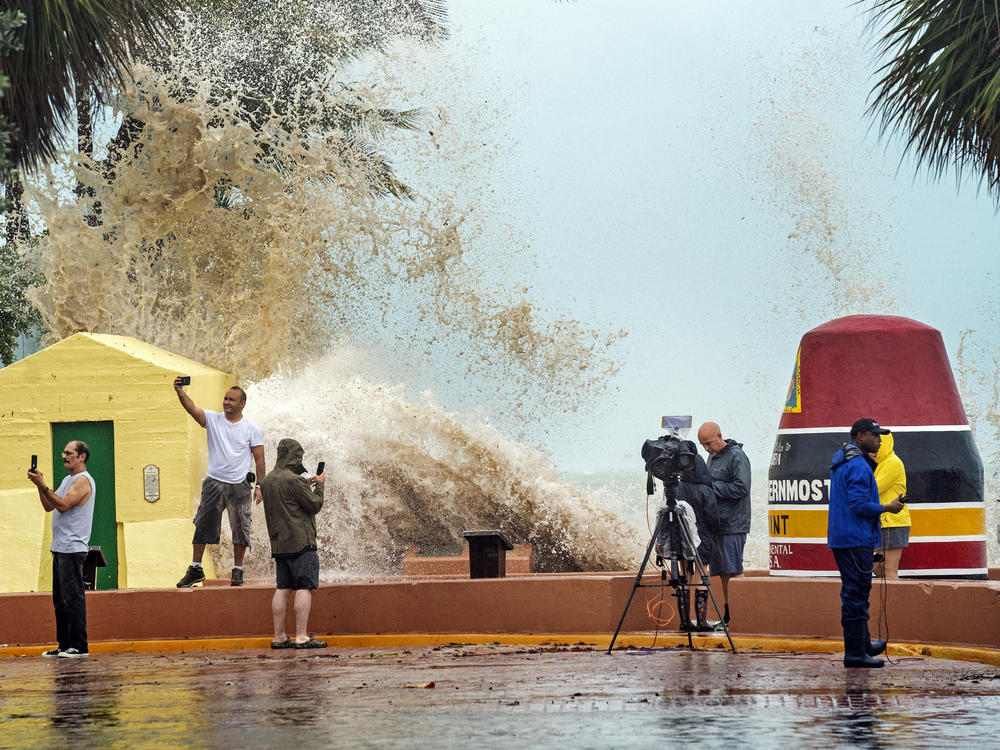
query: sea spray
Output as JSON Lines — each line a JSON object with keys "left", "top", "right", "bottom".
{"left": 241, "top": 349, "right": 642, "bottom": 578}
{"left": 957, "top": 330, "right": 1000, "bottom": 565}
{"left": 20, "top": 3, "right": 631, "bottom": 575}
{"left": 23, "top": 14, "right": 624, "bottom": 413}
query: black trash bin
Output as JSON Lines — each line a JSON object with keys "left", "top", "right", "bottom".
{"left": 463, "top": 530, "right": 514, "bottom": 578}
{"left": 83, "top": 546, "right": 107, "bottom": 590}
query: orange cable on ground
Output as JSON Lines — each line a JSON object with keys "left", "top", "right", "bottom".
{"left": 645, "top": 592, "right": 675, "bottom": 627}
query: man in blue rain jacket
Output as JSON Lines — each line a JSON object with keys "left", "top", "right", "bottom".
{"left": 828, "top": 418, "right": 905, "bottom": 668}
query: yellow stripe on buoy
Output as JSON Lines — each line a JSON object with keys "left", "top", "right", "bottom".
{"left": 769, "top": 505, "right": 985, "bottom": 541}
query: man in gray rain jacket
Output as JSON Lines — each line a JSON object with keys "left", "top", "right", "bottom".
{"left": 260, "top": 438, "right": 326, "bottom": 649}
{"left": 697, "top": 421, "right": 751, "bottom": 626}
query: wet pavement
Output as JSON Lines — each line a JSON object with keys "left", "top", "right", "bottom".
{"left": 2, "top": 643, "right": 999, "bottom": 749}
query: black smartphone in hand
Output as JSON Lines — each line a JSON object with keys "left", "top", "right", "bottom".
{"left": 177, "top": 375, "right": 191, "bottom": 386}
{"left": 316, "top": 462, "right": 325, "bottom": 475}
{"left": 30, "top": 454, "right": 37, "bottom": 471}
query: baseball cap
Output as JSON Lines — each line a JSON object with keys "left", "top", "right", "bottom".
{"left": 850, "top": 418, "right": 890, "bottom": 436}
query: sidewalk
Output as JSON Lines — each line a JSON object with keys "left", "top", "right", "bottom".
{"left": 2, "top": 643, "right": 999, "bottom": 749}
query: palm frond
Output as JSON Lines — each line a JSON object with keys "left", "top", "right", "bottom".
{"left": 1, "top": 0, "right": 179, "bottom": 172}
{"left": 866, "top": 0, "right": 1000, "bottom": 202}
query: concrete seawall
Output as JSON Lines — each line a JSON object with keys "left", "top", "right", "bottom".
{"left": 2, "top": 572, "right": 997, "bottom": 650}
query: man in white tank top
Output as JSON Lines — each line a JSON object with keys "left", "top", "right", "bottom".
{"left": 27, "top": 441, "right": 96, "bottom": 658}
{"left": 174, "top": 378, "right": 265, "bottom": 588}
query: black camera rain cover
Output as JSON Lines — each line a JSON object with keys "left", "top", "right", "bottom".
{"left": 641, "top": 435, "right": 696, "bottom": 480}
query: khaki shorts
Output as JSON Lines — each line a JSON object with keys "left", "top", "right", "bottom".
{"left": 192, "top": 477, "right": 252, "bottom": 547}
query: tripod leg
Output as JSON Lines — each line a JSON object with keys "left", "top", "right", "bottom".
{"left": 691, "top": 554, "right": 736, "bottom": 653}
{"left": 607, "top": 519, "right": 662, "bottom": 654}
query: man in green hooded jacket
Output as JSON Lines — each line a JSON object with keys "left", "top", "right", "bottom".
{"left": 260, "top": 438, "right": 326, "bottom": 649}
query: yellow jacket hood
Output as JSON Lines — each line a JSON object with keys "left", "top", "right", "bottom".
{"left": 872, "top": 432, "right": 895, "bottom": 464}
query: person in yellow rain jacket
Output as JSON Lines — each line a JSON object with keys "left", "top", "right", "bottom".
{"left": 871, "top": 431, "right": 910, "bottom": 578}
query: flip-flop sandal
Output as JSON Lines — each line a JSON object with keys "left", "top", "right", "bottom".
{"left": 270, "top": 637, "right": 294, "bottom": 649}
{"left": 293, "top": 637, "right": 327, "bottom": 649}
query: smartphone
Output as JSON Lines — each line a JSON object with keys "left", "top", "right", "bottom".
{"left": 316, "top": 462, "right": 325, "bottom": 476}
{"left": 177, "top": 375, "right": 191, "bottom": 386}
{"left": 30, "top": 454, "right": 37, "bottom": 471}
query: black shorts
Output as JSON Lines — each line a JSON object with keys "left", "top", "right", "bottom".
{"left": 275, "top": 548, "right": 319, "bottom": 590}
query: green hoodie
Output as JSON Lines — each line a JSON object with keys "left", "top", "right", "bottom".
{"left": 260, "top": 438, "right": 325, "bottom": 556}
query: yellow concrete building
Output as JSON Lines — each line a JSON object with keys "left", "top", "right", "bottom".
{"left": 0, "top": 333, "right": 234, "bottom": 592}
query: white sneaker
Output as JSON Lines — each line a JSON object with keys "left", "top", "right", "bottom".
{"left": 57, "top": 647, "right": 89, "bottom": 658}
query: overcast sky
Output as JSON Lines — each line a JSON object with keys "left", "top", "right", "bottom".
{"left": 371, "top": 0, "right": 1000, "bottom": 479}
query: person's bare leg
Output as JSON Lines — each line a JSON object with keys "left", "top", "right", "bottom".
{"left": 293, "top": 590, "right": 313, "bottom": 643}
{"left": 874, "top": 549, "right": 886, "bottom": 578}
{"left": 234, "top": 545, "right": 247, "bottom": 567}
{"left": 719, "top": 574, "right": 737, "bottom": 623}
{"left": 272, "top": 589, "right": 291, "bottom": 641}
{"left": 193, "top": 544, "right": 206, "bottom": 563}
{"left": 883, "top": 548, "right": 902, "bottom": 579}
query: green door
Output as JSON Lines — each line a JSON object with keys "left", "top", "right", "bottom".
{"left": 51, "top": 421, "right": 117, "bottom": 590}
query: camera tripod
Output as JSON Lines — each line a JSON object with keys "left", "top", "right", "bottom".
{"left": 607, "top": 473, "right": 736, "bottom": 654}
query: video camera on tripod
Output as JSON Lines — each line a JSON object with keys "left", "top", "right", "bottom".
{"left": 606, "top": 416, "right": 736, "bottom": 653}
{"left": 641, "top": 433, "right": 698, "bottom": 484}
{"left": 641, "top": 434, "right": 701, "bottom": 564}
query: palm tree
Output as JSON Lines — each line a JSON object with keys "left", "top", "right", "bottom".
{"left": 0, "top": 0, "right": 179, "bottom": 174}
{"left": 866, "top": 0, "right": 1000, "bottom": 202}
{"left": 153, "top": 0, "right": 447, "bottom": 199}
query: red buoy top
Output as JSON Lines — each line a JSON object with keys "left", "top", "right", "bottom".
{"left": 778, "top": 315, "right": 967, "bottom": 430}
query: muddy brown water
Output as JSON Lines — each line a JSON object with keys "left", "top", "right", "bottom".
{"left": 2, "top": 644, "right": 999, "bottom": 748}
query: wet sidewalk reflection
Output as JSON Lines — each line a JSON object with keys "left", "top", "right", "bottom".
{"left": 2, "top": 645, "right": 998, "bottom": 748}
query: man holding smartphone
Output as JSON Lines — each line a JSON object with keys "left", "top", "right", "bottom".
{"left": 828, "top": 418, "right": 906, "bottom": 668}
{"left": 174, "top": 377, "right": 265, "bottom": 587}
{"left": 27, "top": 442, "right": 96, "bottom": 658}
{"left": 260, "top": 438, "right": 326, "bottom": 648}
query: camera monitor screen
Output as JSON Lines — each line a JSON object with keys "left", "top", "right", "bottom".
{"left": 661, "top": 415, "right": 692, "bottom": 430}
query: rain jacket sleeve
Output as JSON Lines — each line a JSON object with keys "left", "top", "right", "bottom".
{"left": 843, "top": 461, "right": 884, "bottom": 520}
{"left": 706, "top": 440, "right": 752, "bottom": 535}
{"left": 827, "top": 442, "right": 883, "bottom": 549}
{"left": 710, "top": 447, "right": 751, "bottom": 502}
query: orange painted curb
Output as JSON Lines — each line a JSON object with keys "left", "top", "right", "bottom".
{"left": 3, "top": 633, "right": 998, "bottom": 667}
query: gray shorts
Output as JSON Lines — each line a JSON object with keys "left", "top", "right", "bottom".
{"left": 712, "top": 533, "right": 746, "bottom": 576}
{"left": 275, "top": 548, "right": 319, "bottom": 590}
{"left": 880, "top": 525, "right": 910, "bottom": 551}
{"left": 192, "top": 477, "right": 252, "bottom": 547}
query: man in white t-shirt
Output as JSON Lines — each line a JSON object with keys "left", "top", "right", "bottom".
{"left": 174, "top": 378, "right": 265, "bottom": 587}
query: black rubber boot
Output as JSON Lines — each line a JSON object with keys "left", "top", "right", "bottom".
{"left": 843, "top": 621, "right": 884, "bottom": 668}
{"left": 676, "top": 589, "right": 691, "bottom": 632}
{"left": 865, "top": 623, "right": 887, "bottom": 657}
{"left": 694, "top": 589, "right": 712, "bottom": 632}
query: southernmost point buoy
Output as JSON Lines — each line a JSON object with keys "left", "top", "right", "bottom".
{"left": 768, "top": 315, "right": 987, "bottom": 579}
